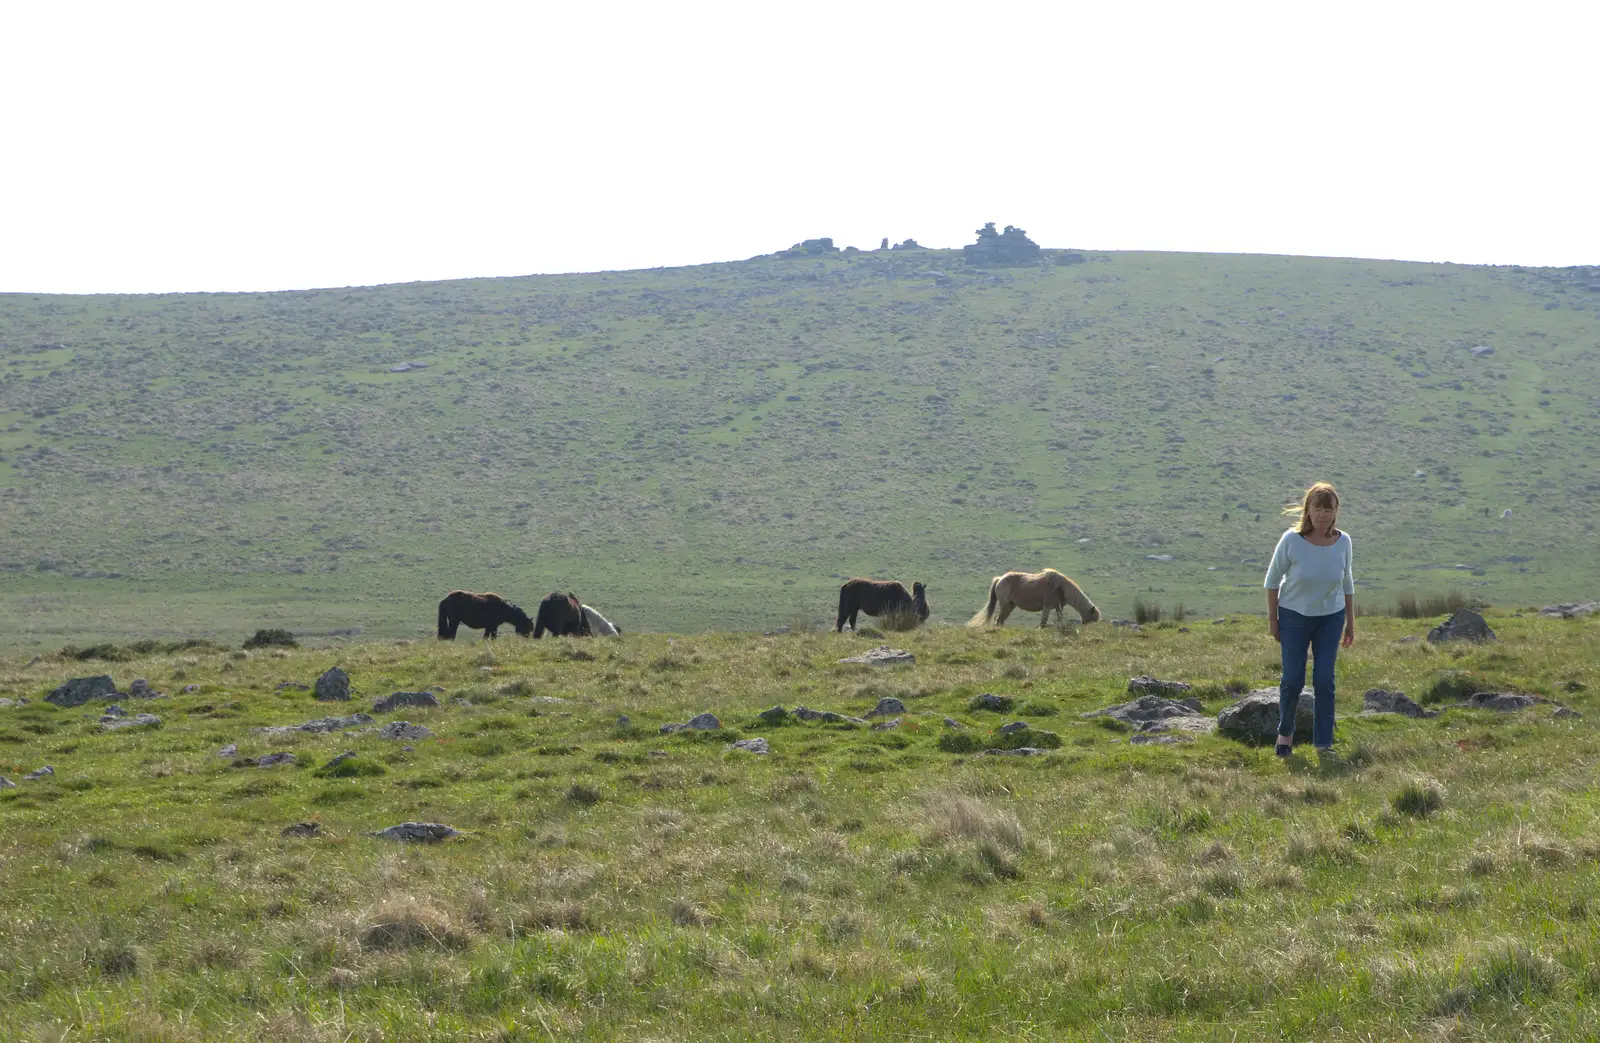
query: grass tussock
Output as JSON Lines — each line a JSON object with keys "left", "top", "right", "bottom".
{"left": 921, "top": 793, "right": 1024, "bottom": 850}
{"left": 354, "top": 898, "right": 471, "bottom": 951}
{"left": 1392, "top": 777, "right": 1446, "bottom": 817}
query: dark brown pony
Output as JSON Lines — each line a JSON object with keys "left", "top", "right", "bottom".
{"left": 836, "top": 579, "right": 930, "bottom": 632}
{"left": 437, "top": 591, "right": 534, "bottom": 640}
{"left": 534, "top": 592, "right": 591, "bottom": 638}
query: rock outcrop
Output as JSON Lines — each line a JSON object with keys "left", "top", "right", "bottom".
{"left": 1427, "top": 609, "right": 1495, "bottom": 643}
{"left": 962, "top": 222, "right": 1041, "bottom": 266}
{"left": 1217, "top": 688, "right": 1315, "bottom": 741}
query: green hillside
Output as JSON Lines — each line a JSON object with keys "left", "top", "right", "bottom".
{"left": 2, "top": 249, "right": 1598, "bottom": 644}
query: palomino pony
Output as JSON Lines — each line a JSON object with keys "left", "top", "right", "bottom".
{"left": 581, "top": 604, "right": 621, "bottom": 636}
{"left": 533, "top": 592, "right": 592, "bottom": 638}
{"left": 836, "top": 579, "right": 930, "bottom": 632}
{"left": 967, "top": 569, "right": 1100, "bottom": 628}
{"left": 436, "top": 590, "right": 535, "bottom": 640}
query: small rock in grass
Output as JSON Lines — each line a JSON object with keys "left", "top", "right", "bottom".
{"left": 530, "top": 695, "right": 569, "bottom": 704}
{"left": 1426, "top": 609, "right": 1496, "bottom": 644}
{"left": 282, "top": 822, "right": 322, "bottom": 838}
{"left": 371, "top": 822, "right": 460, "bottom": 843}
{"left": 1218, "top": 689, "right": 1314, "bottom": 741}
{"left": 320, "top": 751, "right": 357, "bottom": 771}
{"left": 661, "top": 712, "right": 721, "bottom": 734}
{"left": 23, "top": 765, "right": 55, "bottom": 780}
{"left": 997, "top": 721, "right": 1029, "bottom": 735}
{"left": 944, "top": 717, "right": 964, "bottom": 728}
{"left": 755, "top": 706, "right": 789, "bottom": 725}
{"left": 100, "top": 713, "right": 161, "bottom": 731}
{"left": 1362, "top": 689, "right": 1436, "bottom": 718}
{"left": 871, "top": 718, "right": 902, "bottom": 731}
{"left": 984, "top": 747, "right": 1049, "bottom": 757}
{"left": 377, "top": 721, "right": 432, "bottom": 741}
{"left": 182, "top": 684, "right": 200, "bottom": 693}
{"left": 970, "top": 693, "right": 1014, "bottom": 712}
{"left": 1130, "top": 734, "right": 1192, "bottom": 745}
{"left": 314, "top": 667, "right": 351, "bottom": 702}
{"left": 838, "top": 646, "right": 915, "bottom": 666}
{"left": 100, "top": 705, "right": 128, "bottom": 719}
{"left": 276, "top": 682, "right": 310, "bottom": 692}
{"left": 372, "top": 690, "right": 439, "bottom": 713}
{"left": 1554, "top": 706, "right": 1583, "bottom": 719}
{"left": 1128, "top": 676, "right": 1193, "bottom": 697}
{"left": 0, "top": 776, "right": 15, "bottom": 789}
{"left": 257, "top": 752, "right": 296, "bottom": 768}
{"left": 1462, "top": 691, "right": 1540, "bottom": 712}
{"left": 126, "top": 679, "right": 163, "bottom": 699}
{"left": 616, "top": 714, "right": 631, "bottom": 727}
{"left": 0, "top": 697, "right": 28, "bottom": 708}
{"left": 727, "top": 738, "right": 770, "bottom": 754}
{"left": 866, "top": 697, "right": 907, "bottom": 717}
{"left": 217, "top": 743, "right": 238, "bottom": 758}
{"left": 255, "top": 713, "right": 374, "bottom": 736}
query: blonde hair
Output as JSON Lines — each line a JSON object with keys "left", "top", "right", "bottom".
{"left": 1283, "top": 481, "right": 1340, "bottom": 537}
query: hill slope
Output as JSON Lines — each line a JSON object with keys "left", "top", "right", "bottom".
{"left": 2, "top": 249, "right": 1598, "bottom": 642}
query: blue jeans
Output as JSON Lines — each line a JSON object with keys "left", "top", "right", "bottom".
{"left": 1278, "top": 607, "right": 1343, "bottom": 747}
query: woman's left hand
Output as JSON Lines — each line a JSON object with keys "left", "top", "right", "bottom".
{"left": 1342, "top": 627, "right": 1355, "bottom": 648}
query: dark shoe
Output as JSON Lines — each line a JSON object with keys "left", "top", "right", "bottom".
{"left": 1275, "top": 742, "right": 1292, "bottom": 758}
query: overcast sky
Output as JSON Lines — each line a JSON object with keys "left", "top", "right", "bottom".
{"left": 3, "top": 1, "right": 1594, "bottom": 294}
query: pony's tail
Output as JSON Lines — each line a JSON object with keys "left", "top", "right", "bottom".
{"left": 967, "top": 578, "right": 999, "bottom": 627}
{"left": 437, "top": 598, "right": 452, "bottom": 639}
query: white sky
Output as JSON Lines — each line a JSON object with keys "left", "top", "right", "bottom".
{"left": 3, "top": 0, "right": 1595, "bottom": 294}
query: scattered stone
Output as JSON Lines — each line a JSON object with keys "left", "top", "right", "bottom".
{"left": 1540, "top": 601, "right": 1600, "bottom": 619}
{"left": 1109, "top": 620, "right": 1142, "bottom": 632}
{"left": 372, "top": 690, "right": 440, "bottom": 713}
{"left": 1469, "top": 344, "right": 1494, "bottom": 357}
{"left": 217, "top": 743, "right": 238, "bottom": 758}
{"left": 0, "top": 776, "right": 15, "bottom": 789}
{"left": 944, "top": 717, "right": 964, "bottom": 728}
{"left": 1554, "top": 706, "right": 1583, "bottom": 720}
{"left": 616, "top": 714, "right": 632, "bottom": 727}
{"left": 648, "top": 750, "right": 669, "bottom": 758}
{"left": 792, "top": 706, "right": 861, "bottom": 724}
{"left": 125, "top": 679, "right": 162, "bottom": 699}
{"left": 0, "top": 697, "right": 28, "bottom": 707}
{"left": 255, "top": 713, "right": 374, "bottom": 736}
{"left": 530, "top": 695, "right": 569, "bottom": 704}
{"left": 371, "top": 822, "right": 460, "bottom": 842}
{"left": 871, "top": 718, "right": 902, "bottom": 731}
{"left": 276, "top": 682, "right": 311, "bottom": 691}
{"left": 970, "top": 693, "right": 1014, "bottom": 712}
{"left": 47, "top": 675, "right": 117, "bottom": 708}
{"left": 320, "top": 751, "right": 358, "bottom": 771}
{"left": 727, "top": 738, "right": 770, "bottom": 754}
{"left": 100, "top": 712, "right": 161, "bottom": 731}
{"left": 376, "top": 721, "right": 432, "bottom": 741}
{"left": 182, "top": 684, "right": 200, "bottom": 693}
{"left": 1462, "top": 692, "right": 1541, "bottom": 712}
{"left": 1130, "top": 734, "right": 1192, "bottom": 745}
{"left": 387, "top": 361, "right": 428, "bottom": 373}
{"left": 755, "top": 706, "right": 790, "bottom": 725}
{"left": 22, "top": 765, "right": 54, "bottom": 781}
{"left": 866, "top": 696, "right": 907, "bottom": 717}
{"left": 661, "top": 712, "right": 722, "bottom": 734}
{"left": 100, "top": 704, "right": 128, "bottom": 719}
{"left": 1146, "top": 554, "right": 1174, "bottom": 562}
{"left": 997, "top": 721, "right": 1030, "bottom": 735}
{"left": 256, "top": 752, "right": 296, "bottom": 768}
{"left": 984, "top": 747, "right": 1049, "bottom": 756}
{"left": 1218, "top": 688, "right": 1315, "bottom": 741}
{"left": 1127, "top": 676, "right": 1194, "bottom": 698}
{"left": 1211, "top": 618, "right": 1227, "bottom": 625}
{"left": 838, "top": 646, "right": 915, "bottom": 666}
{"left": 1085, "top": 694, "right": 1213, "bottom": 734}
{"left": 1427, "top": 609, "right": 1496, "bottom": 644}
{"left": 281, "top": 822, "right": 322, "bottom": 838}
{"left": 1362, "top": 689, "right": 1437, "bottom": 718}
{"left": 314, "top": 667, "right": 351, "bottom": 701}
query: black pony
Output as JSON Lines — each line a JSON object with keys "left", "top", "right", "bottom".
{"left": 836, "top": 579, "right": 930, "bottom": 632}
{"left": 534, "top": 592, "right": 592, "bottom": 638}
{"left": 436, "top": 590, "right": 534, "bottom": 640}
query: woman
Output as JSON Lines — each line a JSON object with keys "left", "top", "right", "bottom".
{"left": 1263, "top": 481, "right": 1355, "bottom": 757}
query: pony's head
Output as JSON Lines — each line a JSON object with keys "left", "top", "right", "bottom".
{"left": 508, "top": 603, "right": 535, "bottom": 636}
{"left": 1082, "top": 602, "right": 1102, "bottom": 624}
{"left": 912, "top": 582, "right": 931, "bottom": 620}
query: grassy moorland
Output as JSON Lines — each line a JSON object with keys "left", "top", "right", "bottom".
{"left": 1, "top": 612, "right": 1597, "bottom": 1040}
{"left": 2, "top": 249, "right": 1599, "bottom": 644}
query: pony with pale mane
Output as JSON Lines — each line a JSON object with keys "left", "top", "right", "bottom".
{"left": 967, "top": 569, "right": 1100, "bottom": 628}
{"left": 581, "top": 604, "right": 621, "bottom": 636}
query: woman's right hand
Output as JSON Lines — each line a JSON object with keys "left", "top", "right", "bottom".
{"left": 1268, "top": 619, "right": 1280, "bottom": 643}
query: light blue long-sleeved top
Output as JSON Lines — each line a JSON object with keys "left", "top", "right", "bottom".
{"left": 1263, "top": 529, "right": 1354, "bottom": 617}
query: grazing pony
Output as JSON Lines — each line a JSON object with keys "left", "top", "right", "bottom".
{"left": 967, "top": 569, "right": 1100, "bottom": 628}
{"left": 436, "top": 590, "right": 534, "bottom": 640}
{"left": 836, "top": 578, "right": 930, "bottom": 632}
{"left": 534, "top": 592, "right": 592, "bottom": 638}
{"left": 581, "top": 604, "right": 622, "bottom": 636}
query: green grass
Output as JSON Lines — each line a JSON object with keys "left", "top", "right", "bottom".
{"left": 1, "top": 613, "right": 1597, "bottom": 1039}
{"left": 2, "top": 250, "right": 1598, "bottom": 644}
